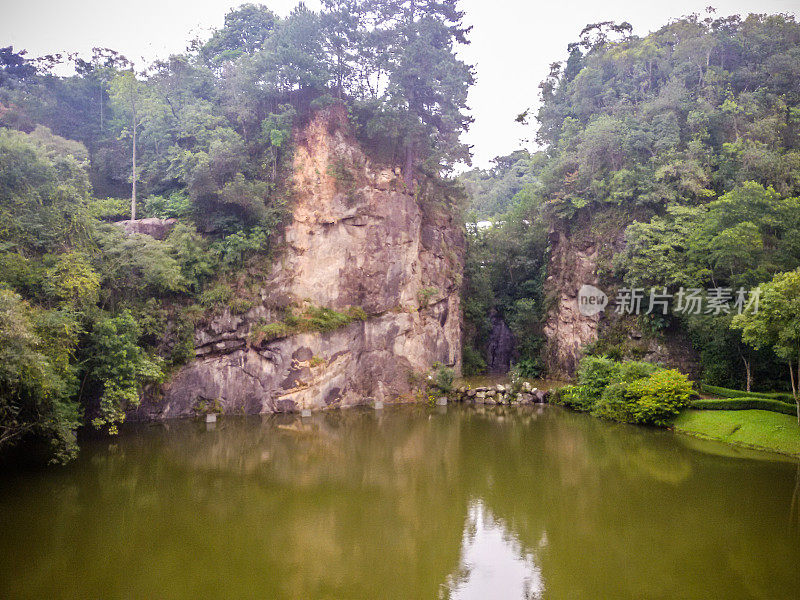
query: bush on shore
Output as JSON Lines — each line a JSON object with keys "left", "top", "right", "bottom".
{"left": 552, "top": 356, "right": 694, "bottom": 427}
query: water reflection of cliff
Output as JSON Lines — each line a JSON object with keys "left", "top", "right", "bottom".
{"left": 1, "top": 406, "right": 799, "bottom": 599}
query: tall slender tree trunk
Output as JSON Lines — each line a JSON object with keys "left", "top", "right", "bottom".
{"left": 403, "top": 144, "right": 415, "bottom": 192}
{"left": 742, "top": 356, "right": 751, "bottom": 392}
{"left": 131, "top": 118, "right": 137, "bottom": 220}
{"left": 737, "top": 345, "right": 752, "bottom": 391}
{"left": 792, "top": 350, "right": 800, "bottom": 425}
{"left": 790, "top": 361, "right": 798, "bottom": 425}
{"left": 337, "top": 54, "right": 343, "bottom": 99}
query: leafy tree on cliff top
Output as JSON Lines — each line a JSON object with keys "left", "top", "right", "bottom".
{"left": 199, "top": 3, "right": 278, "bottom": 68}
{"left": 381, "top": 0, "right": 474, "bottom": 182}
{"left": 318, "top": 0, "right": 474, "bottom": 183}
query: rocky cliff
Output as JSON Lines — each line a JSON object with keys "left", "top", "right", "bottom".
{"left": 135, "top": 106, "right": 464, "bottom": 418}
{"left": 543, "top": 209, "right": 697, "bottom": 379}
{"left": 543, "top": 217, "right": 603, "bottom": 378}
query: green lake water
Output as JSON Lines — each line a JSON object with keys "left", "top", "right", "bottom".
{"left": 1, "top": 404, "right": 799, "bottom": 599}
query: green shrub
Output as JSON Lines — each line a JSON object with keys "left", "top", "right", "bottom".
{"left": 431, "top": 362, "right": 454, "bottom": 392}
{"left": 692, "top": 398, "right": 798, "bottom": 416}
{"left": 166, "top": 223, "right": 213, "bottom": 292}
{"left": 283, "top": 309, "right": 301, "bottom": 327}
{"left": 623, "top": 369, "right": 694, "bottom": 426}
{"left": 347, "top": 306, "right": 368, "bottom": 321}
{"left": 247, "top": 304, "right": 369, "bottom": 346}
{"left": 513, "top": 357, "right": 542, "bottom": 378}
{"left": 326, "top": 158, "right": 359, "bottom": 204}
{"left": 183, "top": 304, "right": 204, "bottom": 324}
{"left": 249, "top": 321, "right": 292, "bottom": 345}
{"left": 210, "top": 228, "right": 268, "bottom": 270}
{"left": 462, "top": 345, "right": 486, "bottom": 376}
{"left": 327, "top": 158, "right": 356, "bottom": 187}
{"left": 418, "top": 287, "right": 439, "bottom": 307}
{"left": 90, "top": 197, "right": 129, "bottom": 221}
{"left": 194, "top": 397, "right": 222, "bottom": 416}
{"left": 305, "top": 306, "right": 355, "bottom": 332}
{"left": 591, "top": 382, "right": 635, "bottom": 422}
{"left": 87, "top": 311, "right": 164, "bottom": 434}
{"left": 616, "top": 360, "right": 661, "bottom": 383}
{"left": 229, "top": 297, "right": 254, "bottom": 315}
{"left": 578, "top": 356, "right": 661, "bottom": 392}
{"left": 577, "top": 356, "right": 621, "bottom": 396}
{"left": 143, "top": 191, "right": 192, "bottom": 219}
{"left": 551, "top": 385, "right": 596, "bottom": 412}
{"left": 199, "top": 283, "right": 234, "bottom": 308}
{"left": 590, "top": 370, "right": 693, "bottom": 426}
{"left": 563, "top": 357, "right": 693, "bottom": 427}
{"left": 0, "top": 288, "right": 80, "bottom": 463}
{"left": 170, "top": 319, "right": 195, "bottom": 366}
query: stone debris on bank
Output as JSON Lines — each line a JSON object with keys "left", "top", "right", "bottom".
{"left": 446, "top": 381, "right": 551, "bottom": 405}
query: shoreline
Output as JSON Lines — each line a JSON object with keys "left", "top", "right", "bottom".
{"left": 670, "top": 409, "right": 800, "bottom": 459}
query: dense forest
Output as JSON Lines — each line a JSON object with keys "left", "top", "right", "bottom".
{"left": 461, "top": 11, "right": 800, "bottom": 401}
{"left": 0, "top": 0, "right": 473, "bottom": 462}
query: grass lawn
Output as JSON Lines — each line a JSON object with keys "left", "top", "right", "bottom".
{"left": 672, "top": 409, "right": 800, "bottom": 457}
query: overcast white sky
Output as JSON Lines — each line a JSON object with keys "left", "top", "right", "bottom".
{"left": 3, "top": 0, "right": 799, "bottom": 167}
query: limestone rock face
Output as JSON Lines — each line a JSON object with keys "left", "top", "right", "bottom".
{"left": 115, "top": 217, "right": 177, "bottom": 240}
{"left": 486, "top": 310, "right": 515, "bottom": 374}
{"left": 134, "top": 106, "right": 463, "bottom": 419}
{"left": 543, "top": 210, "right": 698, "bottom": 379}
{"left": 543, "top": 224, "right": 602, "bottom": 378}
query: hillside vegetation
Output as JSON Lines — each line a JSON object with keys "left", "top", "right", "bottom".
{"left": 461, "top": 12, "right": 800, "bottom": 413}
